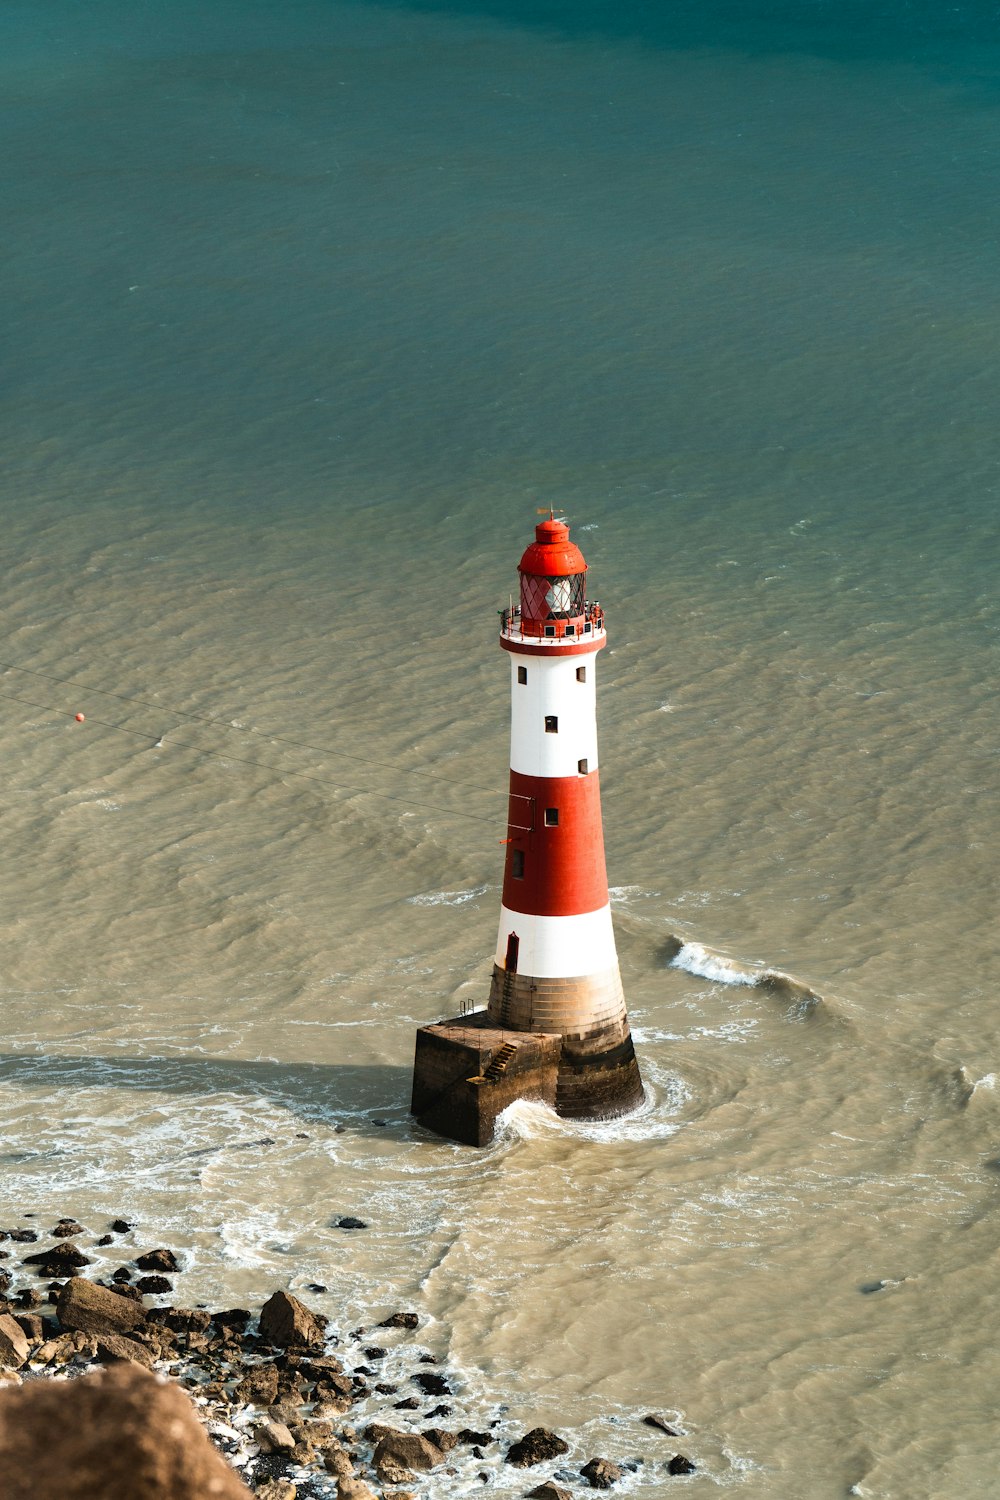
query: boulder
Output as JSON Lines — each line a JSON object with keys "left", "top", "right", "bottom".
{"left": 255, "top": 1483, "right": 296, "bottom": 1500}
{"left": 22, "top": 1243, "right": 91, "bottom": 1276}
{"left": 643, "top": 1414, "right": 679, "bottom": 1435}
{"left": 378, "top": 1311, "right": 419, "bottom": 1329}
{"left": 323, "top": 1449, "right": 355, "bottom": 1479}
{"left": 110, "top": 1220, "right": 132, "bottom": 1234}
{"left": 0, "top": 1361, "right": 252, "bottom": 1499}
{"left": 0, "top": 1314, "right": 29, "bottom": 1369}
{"left": 527, "top": 1485, "right": 573, "bottom": 1500}
{"left": 135, "top": 1275, "right": 172, "bottom": 1295}
{"left": 253, "top": 1417, "right": 296, "bottom": 1453}
{"left": 259, "top": 1290, "right": 327, "bottom": 1349}
{"left": 51, "top": 1220, "right": 84, "bottom": 1239}
{"left": 335, "top": 1217, "right": 367, "bottom": 1230}
{"left": 134, "top": 1249, "right": 178, "bottom": 1273}
{"left": 372, "top": 1430, "right": 445, "bottom": 1472}
{"left": 336, "top": 1479, "right": 377, "bottom": 1500}
{"left": 668, "top": 1454, "right": 696, "bottom": 1475}
{"left": 234, "top": 1361, "right": 280, "bottom": 1405}
{"left": 57, "top": 1278, "right": 147, "bottom": 1337}
{"left": 506, "top": 1428, "right": 570, "bottom": 1467}
{"left": 422, "top": 1427, "right": 459, "bottom": 1452}
{"left": 95, "top": 1333, "right": 156, "bottom": 1369}
{"left": 581, "top": 1457, "right": 622, "bottom": 1488}
{"left": 13, "top": 1313, "right": 43, "bottom": 1343}
{"left": 375, "top": 1454, "right": 414, "bottom": 1485}
{"left": 412, "top": 1369, "right": 451, "bottom": 1396}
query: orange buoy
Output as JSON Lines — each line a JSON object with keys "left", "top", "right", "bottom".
{"left": 74, "top": 712, "right": 85, "bottom": 722}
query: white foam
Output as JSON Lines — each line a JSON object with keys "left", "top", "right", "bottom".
{"left": 670, "top": 942, "right": 760, "bottom": 987}
{"left": 407, "top": 885, "right": 489, "bottom": 907}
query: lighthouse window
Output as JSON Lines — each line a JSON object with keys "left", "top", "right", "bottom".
{"left": 578, "top": 758, "right": 589, "bottom": 775}
{"left": 517, "top": 665, "right": 527, "bottom": 685}
{"left": 544, "top": 715, "right": 558, "bottom": 733}
{"left": 576, "top": 666, "right": 587, "bottom": 682}
{"left": 511, "top": 849, "right": 525, "bottom": 879}
{"left": 544, "top": 807, "right": 559, "bottom": 826}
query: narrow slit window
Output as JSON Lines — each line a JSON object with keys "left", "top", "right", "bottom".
{"left": 578, "top": 758, "right": 589, "bottom": 775}
{"left": 544, "top": 807, "right": 559, "bottom": 827}
{"left": 517, "top": 665, "right": 527, "bottom": 684}
{"left": 576, "top": 665, "right": 587, "bottom": 682}
{"left": 511, "top": 849, "right": 525, "bottom": 879}
{"left": 544, "top": 715, "right": 558, "bottom": 733}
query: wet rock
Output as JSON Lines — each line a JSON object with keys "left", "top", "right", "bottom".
{"left": 255, "top": 1482, "right": 296, "bottom": 1500}
{"left": 374, "top": 1382, "right": 397, "bottom": 1394}
{"left": 108, "top": 1283, "right": 145, "bottom": 1303}
{"left": 0, "top": 1361, "right": 253, "bottom": 1499}
{"left": 254, "top": 1417, "right": 297, "bottom": 1453}
{"left": 423, "top": 1427, "right": 459, "bottom": 1453}
{"left": 23, "top": 1242, "right": 91, "bottom": 1276}
{"left": 95, "top": 1333, "right": 156, "bottom": 1369}
{"left": 527, "top": 1485, "right": 573, "bottom": 1500}
{"left": 0, "top": 1270, "right": 11, "bottom": 1295}
{"left": 213, "top": 1307, "right": 251, "bottom": 1331}
{"left": 643, "top": 1414, "right": 680, "bottom": 1435}
{"left": 323, "top": 1449, "right": 355, "bottom": 1479}
{"left": 424, "top": 1402, "right": 452, "bottom": 1418}
{"left": 14, "top": 1313, "right": 44, "bottom": 1342}
{"left": 134, "top": 1248, "right": 179, "bottom": 1273}
{"left": 372, "top": 1430, "right": 446, "bottom": 1472}
{"left": 335, "top": 1217, "right": 367, "bottom": 1230}
{"left": 113, "top": 1267, "right": 133, "bottom": 1282}
{"left": 393, "top": 1397, "right": 421, "bottom": 1410}
{"left": 158, "top": 1307, "right": 212, "bottom": 1334}
{"left": 110, "top": 1220, "right": 132, "bottom": 1234}
{"left": 668, "top": 1454, "right": 697, "bottom": 1475}
{"left": 6, "top": 1230, "right": 38, "bottom": 1244}
{"left": 581, "top": 1457, "right": 622, "bottom": 1488}
{"left": 259, "top": 1290, "right": 327, "bottom": 1349}
{"left": 135, "top": 1275, "right": 173, "bottom": 1295}
{"left": 375, "top": 1453, "right": 414, "bottom": 1485}
{"left": 336, "top": 1479, "right": 377, "bottom": 1500}
{"left": 378, "top": 1311, "right": 419, "bottom": 1329}
{"left": 305, "top": 1283, "right": 327, "bottom": 1294}
{"left": 57, "top": 1278, "right": 147, "bottom": 1337}
{"left": 96, "top": 1234, "right": 114, "bottom": 1246}
{"left": 51, "top": 1219, "right": 84, "bottom": 1238}
{"left": 234, "top": 1361, "right": 280, "bottom": 1405}
{"left": 412, "top": 1369, "right": 451, "bottom": 1396}
{"left": 297, "top": 1353, "right": 345, "bottom": 1380}
{"left": 506, "top": 1429, "right": 571, "bottom": 1467}
{"left": 362, "top": 1346, "right": 386, "bottom": 1360}
{"left": 0, "top": 1314, "right": 30, "bottom": 1369}
{"left": 457, "top": 1429, "right": 493, "bottom": 1447}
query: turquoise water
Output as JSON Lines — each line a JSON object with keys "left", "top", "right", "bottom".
{"left": 2, "top": 3, "right": 999, "bottom": 1495}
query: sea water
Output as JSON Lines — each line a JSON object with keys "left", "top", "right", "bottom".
{"left": 2, "top": 1, "right": 1000, "bottom": 1494}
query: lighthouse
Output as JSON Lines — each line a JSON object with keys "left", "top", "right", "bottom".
{"left": 410, "top": 517, "right": 645, "bottom": 1146}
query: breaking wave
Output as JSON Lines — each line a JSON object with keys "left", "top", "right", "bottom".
{"left": 664, "top": 938, "right": 825, "bottom": 1015}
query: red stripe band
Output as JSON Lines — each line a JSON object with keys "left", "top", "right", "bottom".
{"left": 501, "top": 769, "right": 610, "bottom": 917}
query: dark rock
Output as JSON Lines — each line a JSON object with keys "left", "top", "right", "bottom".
{"left": 14, "top": 1314, "right": 44, "bottom": 1342}
{"left": 13, "top": 1289, "right": 41, "bottom": 1312}
{"left": 506, "top": 1429, "right": 570, "bottom": 1467}
{"left": 134, "top": 1249, "right": 179, "bottom": 1274}
{"left": 423, "top": 1428, "right": 459, "bottom": 1453}
{"left": 374, "top": 1381, "right": 397, "bottom": 1394}
{"left": 424, "top": 1403, "right": 452, "bottom": 1418}
{"left": 95, "top": 1235, "right": 114, "bottom": 1247}
{"left": 305, "top": 1283, "right": 327, "bottom": 1294}
{"left": 46, "top": 1282, "right": 65, "bottom": 1296}
{"left": 581, "top": 1457, "right": 622, "bottom": 1488}
{"left": 108, "top": 1283, "right": 144, "bottom": 1302}
{"left": 643, "top": 1414, "right": 680, "bottom": 1435}
{"left": 418, "top": 1353, "right": 438, "bottom": 1363}
{"left": 212, "top": 1308, "right": 251, "bottom": 1331}
{"left": 159, "top": 1308, "right": 212, "bottom": 1334}
{"left": 412, "top": 1370, "right": 451, "bottom": 1396}
{"left": 457, "top": 1430, "right": 492, "bottom": 1447}
{"left": 668, "top": 1454, "right": 697, "bottom": 1475}
{"left": 527, "top": 1485, "right": 573, "bottom": 1500}
{"left": 335, "top": 1217, "right": 367, "bottom": 1230}
{"left": 6, "top": 1231, "right": 38, "bottom": 1244}
{"left": 0, "top": 1272, "right": 10, "bottom": 1295}
{"left": 95, "top": 1333, "right": 156, "bottom": 1369}
{"left": 362, "top": 1346, "right": 386, "bottom": 1360}
{"left": 258, "top": 1290, "right": 327, "bottom": 1349}
{"left": 393, "top": 1397, "right": 421, "bottom": 1410}
{"left": 51, "top": 1220, "right": 85, "bottom": 1239}
{"left": 57, "top": 1278, "right": 147, "bottom": 1337}
{"left": 23, "top": 1243, "right": 91, "bottom": 1276}
{"left": 234, "top": 1362, "right": 280, "bottom": 1406}
{"left": 112, "top": 1268, "right": 133, "bottom": 1283}
{"left": 136, "top": 1276, "right": 173, "bottom": 1295}
{"left": 378, "top": 1311, "right": 419, "bottom": 1329}
{"left": 110, "top": 1220, "right": 132, "bottom": 1234}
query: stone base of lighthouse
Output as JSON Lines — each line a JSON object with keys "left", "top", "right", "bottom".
{"left": 410, "top": 999, "right": 645, "bottom": 1148}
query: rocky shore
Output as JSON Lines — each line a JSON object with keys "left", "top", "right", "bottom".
{"left": 0, "top": 1215, "right": 697, "bottom": 1496}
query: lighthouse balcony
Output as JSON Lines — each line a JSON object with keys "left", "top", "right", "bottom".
{"left": 500, "top": 601, "right": 606, "bottom": 644}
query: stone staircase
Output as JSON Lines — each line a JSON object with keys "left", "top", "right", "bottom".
{"left": 483, "top": 1042, "right": 517, "bottom": 1082}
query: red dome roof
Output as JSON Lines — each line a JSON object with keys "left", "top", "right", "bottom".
{"left": 518, "top": 518, "right": 587, "bottom": 577}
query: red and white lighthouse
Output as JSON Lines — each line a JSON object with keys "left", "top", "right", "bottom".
{"left": 411, "top": 517, "right": 644, "bottom": 1145}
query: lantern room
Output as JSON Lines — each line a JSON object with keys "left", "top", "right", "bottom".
{"left": 517, "top": 518, "right": 588, "bottom": 636}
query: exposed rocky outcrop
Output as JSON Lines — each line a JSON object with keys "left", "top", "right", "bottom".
{"left": 0, "top": 1362, "right": 253, "bottom": 1499}
{"left": 258, "top": 1289, "right": 327, "bottom": 1349}
{"left": 581, "top": 1456, "right": 622, "bottom": 1488}
{"left": 505, "top": 1427, "right": 570, "bottom": 1466}
{"left": 57, "top": 1277, "right": 147, "bottom": 1337}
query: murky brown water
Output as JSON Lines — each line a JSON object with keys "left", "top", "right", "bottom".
{"left": 2, "top": 3, "right": 999, "bottom": 1494}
